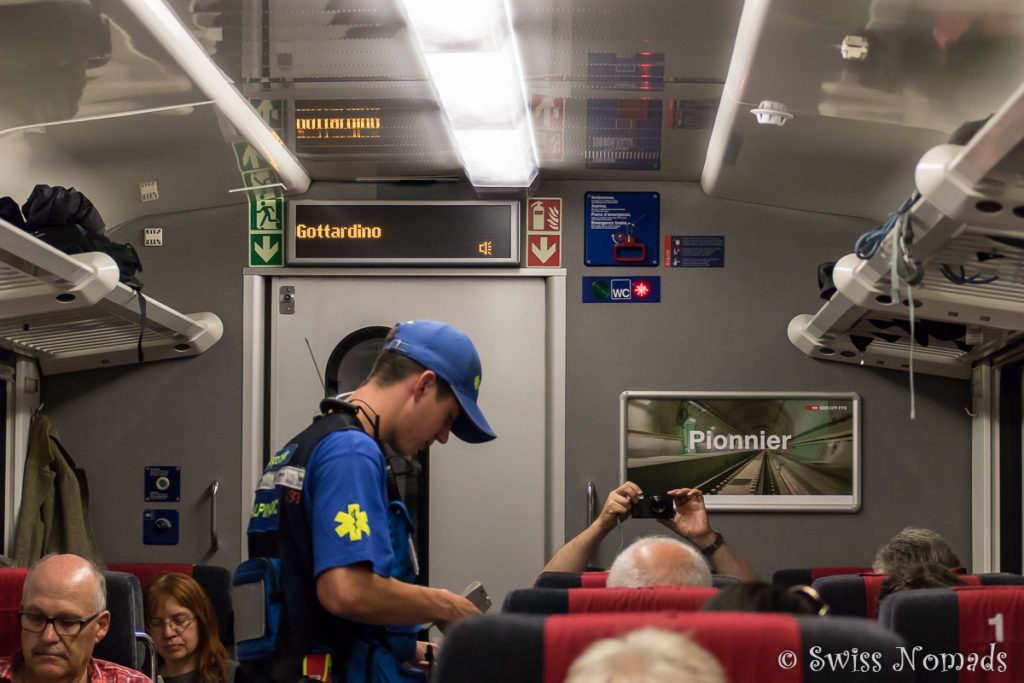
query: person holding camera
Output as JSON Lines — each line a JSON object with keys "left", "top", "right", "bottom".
{"left": 542, "top": 483, "right": 761, "bottom": 583}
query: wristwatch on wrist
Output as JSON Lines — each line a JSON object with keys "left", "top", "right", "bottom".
{"left": 700, "top": 531, "right": 724, "bottom": 557}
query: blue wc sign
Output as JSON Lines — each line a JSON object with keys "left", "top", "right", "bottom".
{"left": 582, "top": 276, "right": 661, "bottom": 303}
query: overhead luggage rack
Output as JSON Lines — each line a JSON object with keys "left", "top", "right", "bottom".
{"left": 789, "top": 78, "right": 1024, "bottom": 379}
{"left": 0, "top": 218, "right": 223, "bottom": 374}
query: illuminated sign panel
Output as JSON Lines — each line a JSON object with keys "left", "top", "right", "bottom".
{"left": 287, "top": 201, "right": 518, "bottom": 265}
{"left": 295, "top": 103, "right": 383, "bottom": 148}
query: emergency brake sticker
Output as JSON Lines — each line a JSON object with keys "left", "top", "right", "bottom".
{"left": 335, "top": 504, "right": 370, "bottom": 541}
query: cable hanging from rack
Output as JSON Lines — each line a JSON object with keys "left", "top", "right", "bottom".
{"left": 885, "top": 205, "right": 922, "bottom": 420}
{"left": 854, "top": 191, "right": 920, "bottom": 260}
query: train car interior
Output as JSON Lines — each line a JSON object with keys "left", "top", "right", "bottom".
{"left": 1, "top": 0, "right": 1024, "bottom": 677}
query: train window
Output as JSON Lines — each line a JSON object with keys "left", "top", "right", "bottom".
{"left": 324, "top": 325, "right": 391, "bottom": 395}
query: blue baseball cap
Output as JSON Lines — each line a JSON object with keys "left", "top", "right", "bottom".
{"left": 384, "top": 320, "right": 496, "bottom": 443}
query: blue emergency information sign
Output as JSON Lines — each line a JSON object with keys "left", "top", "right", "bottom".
{"left": 583, "top": 276, "right": 661, "bottom": 303}
{"left": 585, "top": 192, "right": 659, "bottom": 266}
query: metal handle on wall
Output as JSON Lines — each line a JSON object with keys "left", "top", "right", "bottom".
{"left": 586, "top": 481, "right": 596, "bottom": 526}
{"left": 209, "top": 480, "right": 219, "bottom": 551}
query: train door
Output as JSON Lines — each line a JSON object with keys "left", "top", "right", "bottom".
{"left": 262, "top": 272, "right": 562, "bottom": 609}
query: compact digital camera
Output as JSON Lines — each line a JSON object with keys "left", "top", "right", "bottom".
{"left": 630, "top": 492, "right": 674, "bottom": 519}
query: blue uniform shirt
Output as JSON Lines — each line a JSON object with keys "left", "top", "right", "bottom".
{"left": 304, "top": 429, "right": 395, "bottom": 578}
{"left": 302, "top": 428, "right": 423, "bottom": 682}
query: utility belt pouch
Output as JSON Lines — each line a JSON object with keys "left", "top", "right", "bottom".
{"left": 232, "top": 556, "right": 282, "bottom": 661}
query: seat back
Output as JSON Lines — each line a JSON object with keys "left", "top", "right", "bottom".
{"left": 815, "top": 573, "right": 1024, "bottom": 619}
{"left": 772, "top": 567, "right": 873, "bottom": 589}
{"left": 0, "top": 569, "right": 29, "bottom": 657}
{"left": 502, "top": 586, "right": 717, "bottom": 614}
{"left": 193, "top": 565, "right": 235, "bottom": 652}
{"left": 534, "top": 570, "right": 738, "bottom": 589}
{"left": 107, "top": 562, "right": 195, "bottom": 588}
{"left": 434, "top": 611, "right": 913, "bottom": 682}
{"left": 880, "top": 585, "right": 1024, "bottom": 682}
{"left": 93, "top": 571, "right": 150, "bottom": 676}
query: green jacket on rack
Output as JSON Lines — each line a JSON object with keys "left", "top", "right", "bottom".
{"left": 12, "top": 412, "right": 104, "bottom": 568}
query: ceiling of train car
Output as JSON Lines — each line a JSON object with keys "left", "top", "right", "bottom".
{"left": 2, "top": 0, "right": 1024, "bottom": 226}
{"left": 209, "top": 0, "right": 745, "bottom": 185}
{"left": 190, "top": 0, "right": 1024, "bottom": 221}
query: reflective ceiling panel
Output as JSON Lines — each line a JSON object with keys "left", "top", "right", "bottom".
{"left": 0, "top": 0, "right": 206, "bottom": 131}
{"left": 0, "top": 0, "right": 265, "bottom": 226}
{"left": 4, "top": 0, "right": 1024, "bottom": 222}
{"left": 703, "top": 0, "right": 1024, "bottom": 220}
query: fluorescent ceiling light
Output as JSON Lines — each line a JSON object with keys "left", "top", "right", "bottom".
{"left": 400, "top": 0, "right": 537, "bottom": 189}
{"left": 454, "top": 123, "right": 536, "bottom": 187}
{"left": 425, "top": 46, "right": 524, "bottom": 129}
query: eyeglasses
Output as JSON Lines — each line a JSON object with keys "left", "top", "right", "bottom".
{"left": 148, "top": 615, "right": 196, "bottom": 633}
{"left": 19, "top": 611, "right": 101, "bottom": 636}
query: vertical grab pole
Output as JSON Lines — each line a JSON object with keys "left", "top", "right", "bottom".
{"left": 209, "top": 480, "right": 220, "bottom": 552}
{"left": 586, "top": 481, "right": 597, "bottom": 526}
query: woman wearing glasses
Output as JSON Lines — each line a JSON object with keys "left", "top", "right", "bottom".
{"left": 144, "top": 573, "right": 233, "bottom": 683}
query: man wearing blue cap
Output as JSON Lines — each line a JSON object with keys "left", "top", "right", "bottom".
{"left": 245, "top": 320, "right": 495, "bottom": 683}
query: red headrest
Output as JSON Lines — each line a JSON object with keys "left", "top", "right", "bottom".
{"left": 543, "top": 611, "right": 801, "bottom": 683}
{"left": 809, "top": 567, "right": 873, "bottom": 582}
{"left": 106, "top": 562, "right": 193, "bottom": 592}
{"left": 580, "top": 571, "right": 608, "bottom": 588}
{"left": 860, "top": 574, "right": 887, "bottom": 619}
{"left": 567, "top": 586, "right": 716, "bottom": 613}
{"left": 954, "top": 585, "right": 1024, "bottom": 665}
{"left": 0, "top": 569, "right": 29, "bottom": 657}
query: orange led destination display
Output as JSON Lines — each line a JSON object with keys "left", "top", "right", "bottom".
{"left": 287, "top": 201, "right": 518, "bottom": 265}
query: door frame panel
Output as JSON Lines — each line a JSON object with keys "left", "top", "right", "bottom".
{"left": 241, "top": 268, "right": 565, "bottom": 569}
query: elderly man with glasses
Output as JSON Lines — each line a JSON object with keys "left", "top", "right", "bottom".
{"left": 0, "top": 554, "right": 151, "bottom": 683}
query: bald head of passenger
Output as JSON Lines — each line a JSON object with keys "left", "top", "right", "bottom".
{"left": 18, "top": 554, "right": 110, "bottom": 683}
{"left": 607, "top": 536, "right": 713, "bottom": 588}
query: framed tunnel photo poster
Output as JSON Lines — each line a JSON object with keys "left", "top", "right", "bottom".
{"left": 619, "top": 392, "right": 861, "bottom": 511}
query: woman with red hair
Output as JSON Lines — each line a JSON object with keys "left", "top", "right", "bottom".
{"left": 144, "top": 572, "right": 233, "bottom": 683}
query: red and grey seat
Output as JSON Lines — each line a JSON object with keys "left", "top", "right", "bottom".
{"left": 772, "top": 567, "right": 874, "bottom": 590}
{"left": 502, "top": 585, "right": 717, "bottom": 614}
{"left": 813, "top": 573, "right": 1024, "bottom": 619}
{"left": 533, "top": 569, "right": 738, "bottom": 589}
{"left": 879, "top": 585, "right": 1024, "bottom": 682}
{"left": 433, "top": 611, "right": 913, "bottom": 682}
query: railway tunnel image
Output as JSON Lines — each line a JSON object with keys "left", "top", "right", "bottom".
{"left": 625, "top": 395, "right": 855, "bottom": 497}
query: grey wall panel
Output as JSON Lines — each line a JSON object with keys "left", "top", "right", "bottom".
{"left": 546, "top": 179, "right": 971, "bottom": 580}
{"left": 29, "top": 177, "right": 972, "bottom": 586}
{"left": 39, "top": 203, "right": 246, "bottom": 569}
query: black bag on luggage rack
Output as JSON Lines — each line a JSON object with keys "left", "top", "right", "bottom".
{"left": 4, "top": 184, "right": 147, "bottom": 361}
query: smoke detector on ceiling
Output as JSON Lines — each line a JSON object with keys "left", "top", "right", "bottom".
{"left": 750, "top": 100, "right": 793, "bottom": 127}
